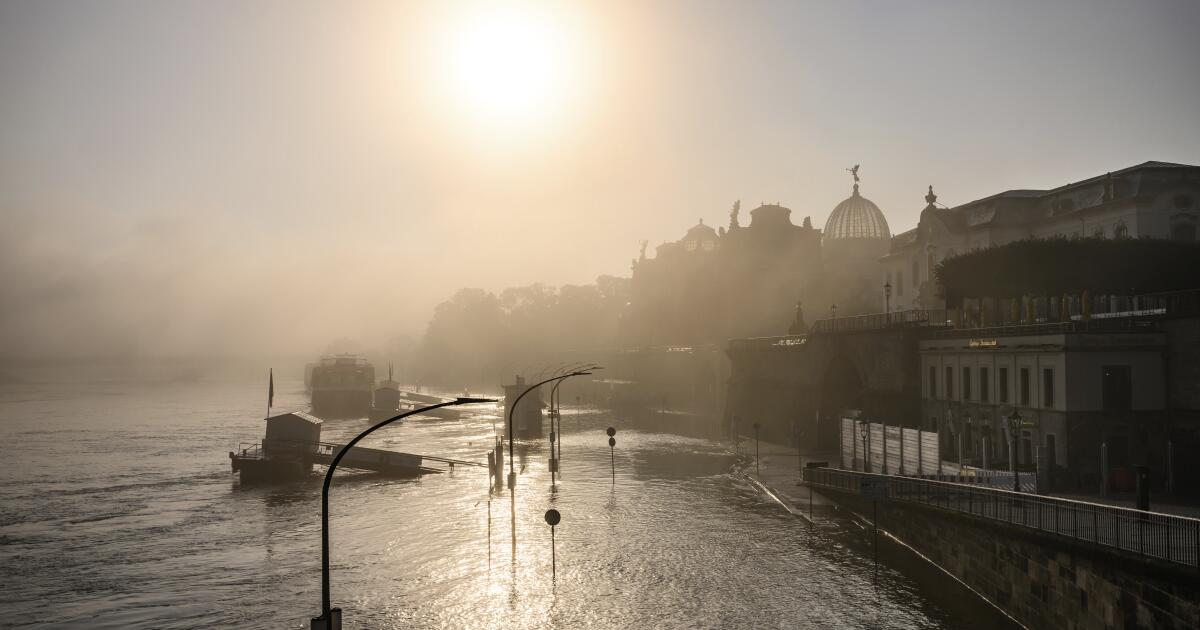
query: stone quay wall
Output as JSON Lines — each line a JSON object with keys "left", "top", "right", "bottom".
{"left": 820, "top": 487, "right": 1200, "bottom": 630}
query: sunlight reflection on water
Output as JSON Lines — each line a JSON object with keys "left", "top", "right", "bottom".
{"left": 0, "top": 374, "right": 1016, "bottom": 629}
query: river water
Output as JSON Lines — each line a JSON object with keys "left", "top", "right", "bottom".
{"left": 0, "top": 367, "right": 1017, "bottom": 629}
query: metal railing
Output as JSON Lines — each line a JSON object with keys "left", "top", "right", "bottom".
{"left": 267, "top": 438, "right": 488, "bottom": 468}
{"left": 726, "top": 334, "right": 808, "bottom": 352}
{"left": 805, "top": 467, "right": 1200, "bottom": 569}
{"left": 931, "top": 316, "right": 1159, "bottom": 339}
{"left": 810, "top": 309, "right": 948, "bottom": 334}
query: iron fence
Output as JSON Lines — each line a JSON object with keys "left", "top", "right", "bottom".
{"left": 810, "top": 309, "right": 948, "bottom": 334}
{"left": 804, "top": 467, "right": 1200, "bottom": 569}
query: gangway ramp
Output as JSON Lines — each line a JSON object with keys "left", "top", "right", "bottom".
{"left": 310, "top": 441, "right": 487, "bottom": 477}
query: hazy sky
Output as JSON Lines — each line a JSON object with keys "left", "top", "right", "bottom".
{"left": 2, "top": 0, "right": 1199, "bottom": 359}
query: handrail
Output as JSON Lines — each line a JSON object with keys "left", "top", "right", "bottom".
{"left": 805, "top": 467, "right": 1200, "bottom": 569}
{"left": 266, "top": 438, "right": 488, "bottom": 468}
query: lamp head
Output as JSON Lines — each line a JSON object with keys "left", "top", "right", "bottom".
{"left": 455, "top": 397, "right": 497, "bottom": 405}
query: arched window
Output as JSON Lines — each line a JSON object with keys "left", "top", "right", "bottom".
{"left": 1114, "top": 223, "right": 1129, "bottom": 239}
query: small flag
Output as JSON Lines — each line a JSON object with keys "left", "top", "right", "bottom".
{"left": 268, "top": 368, "right": 275, "bottom": 411}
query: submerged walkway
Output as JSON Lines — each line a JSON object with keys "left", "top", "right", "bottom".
{"left": 733, "top": 435, "right": 840, "bottom": 519}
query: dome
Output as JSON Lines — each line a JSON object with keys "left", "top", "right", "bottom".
{"left": 823, "top": 185, "right": 891, "bottom": 240}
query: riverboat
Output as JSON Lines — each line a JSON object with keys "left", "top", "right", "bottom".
{"left": 369, "top": 365, "right": 403, "bottom": 422}
{"left": 309, "top": 355, "right": 374, "bottom": 418}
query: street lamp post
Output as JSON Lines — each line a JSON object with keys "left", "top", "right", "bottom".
{"left": 1007, "top": 409, "right": 1022, "bottom": 493}
{"left": 506, "top": 369, "right": 595, "bottom": 488}
{"left": 312, "top": 397, "right": 494, "bottom": 630}
{"left": 860, "top": 422, "right": 870, "bottom": 472}
{"left": 884, "top": 281, "right": 892, "bottom": 317}
{"left": 549, "top": 362, "right": 590, "bottom": 473}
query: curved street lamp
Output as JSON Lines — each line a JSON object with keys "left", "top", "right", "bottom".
{"left": 549, "top": 362, "right": 596, "bottom": 469}
{"left": 506, "top": 369, "right": 594, "bottom": 488}
{"left": 312, "top": 397, "right": 495, "bottom": 630}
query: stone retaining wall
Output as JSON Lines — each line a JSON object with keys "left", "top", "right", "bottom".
{"left": 820, "top": 487, "right": 1200, "bottom": 630}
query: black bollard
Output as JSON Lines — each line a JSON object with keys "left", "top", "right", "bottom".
{"left": 1136, "top": 465, "right": 1150, "bottom": 511}
{"left": 753, "top": 422, "right": 761, "bottom": 478}
{"left": 549, "top": 430, "right": 557, "bottom": 484}
{"left": 544, "top": 509, "right": 561, "bottom": 578}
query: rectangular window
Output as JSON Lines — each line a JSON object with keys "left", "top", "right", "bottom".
{"left": 929, "top": 365, "right": 937, "bottom": 399}
{"left": 980, "top": 367, "right": 990, "bottom": 402}
{"left": 913, "top": 260, "right": 920, "bottom": 285}
{"left": 946, "top": 366, "right": 954, "bottom": 400}
{"left": 1020, "top": 367, "right": 1030, "bottom": 406}
{"left": 999, "top": 367, "right": 1009, "bottom": 403}
{"left": 1102, "top": 365, "right": 1132, "bottom": 411}
{"left": 1042, "top": 368, "right": 1055, "bottom": 407}
{"left": 897, "top": 271, "right": 905, "bottom": 297}
{"left": 963, "top": 367, "right": 972, "bottom": 401}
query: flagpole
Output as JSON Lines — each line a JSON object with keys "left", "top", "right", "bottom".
{"left": 267, "top": 368, "right": 274, "bottom": 419}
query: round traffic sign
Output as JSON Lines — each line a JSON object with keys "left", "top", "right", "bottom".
{"left": 606, "top": 427, "right": 616, "bottom": 437}
{"left": 544, "top": 509, "right": 561, "bottom": 526}
{"left": 608, "top": 436, "right": 616, "bottom": 447}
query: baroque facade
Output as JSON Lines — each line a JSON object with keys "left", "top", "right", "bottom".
{"left": 627, "top": 171, "right": 891, "bottom": 347}
{"left": 882, "top": 161, "right": 1200, "bottom": 312}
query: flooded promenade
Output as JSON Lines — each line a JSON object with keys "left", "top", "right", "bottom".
{"left": 0, "top": 371, "right": 1015, "bottom": 628}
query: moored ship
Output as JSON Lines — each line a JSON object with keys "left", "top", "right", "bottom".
{"left": 369, "top": 365, "right": 402, "bottom": 422}
{"left": 309, "top": 355, "right": 374, "bottom": 418}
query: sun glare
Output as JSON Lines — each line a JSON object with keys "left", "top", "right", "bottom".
{"left": 442, "top": 4, "right": 575, "bottom": 125}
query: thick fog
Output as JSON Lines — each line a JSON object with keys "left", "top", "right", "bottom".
{"left": 3, "top": 0, "right": 1199, "bottom": 364}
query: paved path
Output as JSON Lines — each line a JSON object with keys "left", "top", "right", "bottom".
{"left": 733, "top": 435, "right": 840, "bottom": 519}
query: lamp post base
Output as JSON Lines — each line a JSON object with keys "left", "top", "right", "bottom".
{"left": 311, "top": 608, "right": 342, "bottom": 630}
{"left": 507, "top": 471, "right": 517, "bottom": 489}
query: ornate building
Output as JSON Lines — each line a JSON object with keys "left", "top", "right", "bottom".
{"left": 822, "top": 165, "right": 892, "bottom": 315}
{"left": 627, "top": 167, "right": 895, "bottom": 346}
{"left": 627, "top": 201, "right": 823, "bottom": 346}
{"left": 881, "top": 161, "right": 1200, "bottom": 312}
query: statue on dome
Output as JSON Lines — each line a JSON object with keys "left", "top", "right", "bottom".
{"left": 788, "top": 300, "right": 808, "bottom": 335}
{"left": 729, "top": 200, "right": 741, "bottom": 229}
{"left": 846, "top": 164, "right": 860, "bottom": 184}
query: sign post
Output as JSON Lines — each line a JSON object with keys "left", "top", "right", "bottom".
{"left": 606, "top": 427, "right": 617, "bottom": 485}
{"left": 544, "top": 509, "right": 561, "bottom": 579}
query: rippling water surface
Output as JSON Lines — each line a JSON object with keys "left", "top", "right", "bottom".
{"left": 0, "top": 368, "right": 1017, "bottom": 629}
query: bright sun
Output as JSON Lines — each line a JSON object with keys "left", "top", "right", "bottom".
{"left": 443, "top": 4, "right": 575, "bottom": 125}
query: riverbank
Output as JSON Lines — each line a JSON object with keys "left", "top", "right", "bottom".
{"left": 735, "top": 435, "right": 1025, "bottom": 630}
